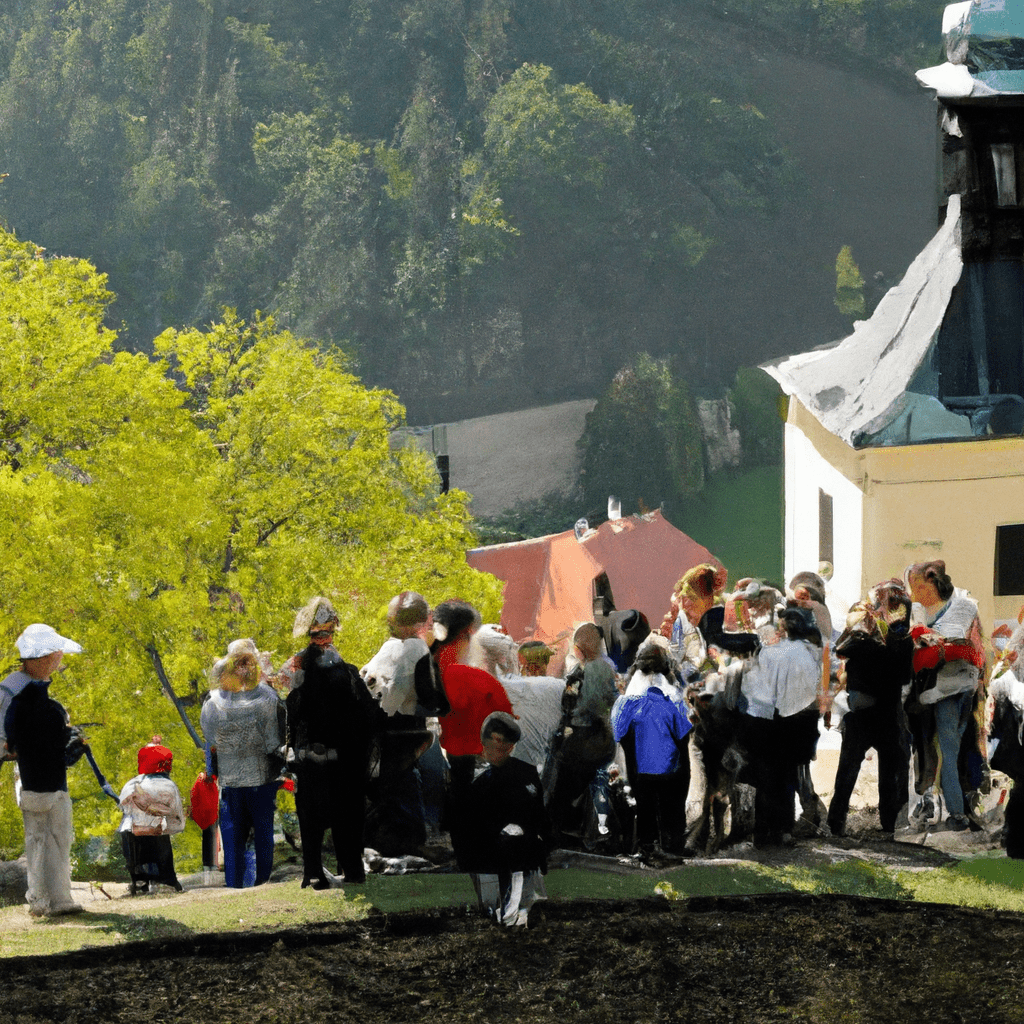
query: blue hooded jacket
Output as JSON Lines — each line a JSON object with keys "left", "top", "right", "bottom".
{"left": 611, "top": 687, "right": 692, "bottom": 775}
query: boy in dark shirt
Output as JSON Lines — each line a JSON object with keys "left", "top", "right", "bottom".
{"left": 464, "top": 712, "right": 549, "bottom": 927}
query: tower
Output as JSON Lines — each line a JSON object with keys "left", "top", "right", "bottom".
{"left": 764, "top": 0, "right": 1024, "bottom": 630}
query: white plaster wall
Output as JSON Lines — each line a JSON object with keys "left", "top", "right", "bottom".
{"left": 783, "top": 422, "right": 864, "bottom": 628}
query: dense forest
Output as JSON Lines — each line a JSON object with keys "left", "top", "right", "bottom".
{"left": 0, "top": 0, "right": 945, "bottom": 424}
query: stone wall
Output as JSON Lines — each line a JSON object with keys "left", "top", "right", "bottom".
{"left": 698, "top": 398, "right": 742, "bottom": 475}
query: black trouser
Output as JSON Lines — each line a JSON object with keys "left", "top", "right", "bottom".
{"left": 621, "top": 733, "right": 690, "bottom": 854}
{"left": 1007, "top": 784, "right": 1024, "bottom": 859}
{"left": 122, "top": 833, "right": 182, "bottom": 891}
{"left": 742, "top": 709, "right": 818, "bottom": 843}
{"left": 546, "top": 725, "right": 614, "bottom": 839}
{"left": 366, "top": 718, "right": 431, "bottom": 856}
{"left": 444, "top": 753, "right": 478, "bottom": 870}
{"left": 828, "top": 701, "right": 909, "bottom": 834}
{"left": 295, "top": 760, "right": 367, "bottom": 883}
{"left": 632, "top": 769, "right": 690, "bottom": 853}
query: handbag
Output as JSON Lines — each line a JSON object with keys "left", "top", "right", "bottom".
{"left": 189, "top": 771, "right": 219, "bottom": 830}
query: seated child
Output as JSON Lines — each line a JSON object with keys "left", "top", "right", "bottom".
{"left": 464, "top": 712, "right": 549, "bottom": 927}
{"left": 119, "top": 737, "right": 185, "bottom": 894}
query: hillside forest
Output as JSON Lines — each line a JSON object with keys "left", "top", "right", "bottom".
{"left": 0, "top": 0, "right": 944, "bottom": 429}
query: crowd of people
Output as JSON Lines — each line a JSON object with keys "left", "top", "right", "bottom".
{"left": 0, "top": 556, "right": 1008, "bottom": 924}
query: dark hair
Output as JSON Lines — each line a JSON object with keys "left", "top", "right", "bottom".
{"left": 387, "top": 591, "right": 429, "bottom": 635}
{"left": 481, "top": 711, "right": 520, "bottom": 745}
{"left": 633, "top": 643, "right": 672, "bottom": 677}
{"left": 431, "top": 600, "right": 481, "bottom": 650}
{"left": 781, "top": 605, "right": 822, "bottom": 647}
{"left": 907, "top": 561, "right": 954, "bottom": 601}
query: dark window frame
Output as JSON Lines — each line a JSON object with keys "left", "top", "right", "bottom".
{"left": 995, "top": 523, "right": 1024, "bottom": 596}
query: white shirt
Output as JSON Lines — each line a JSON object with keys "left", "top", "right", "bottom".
{"left": 740, "top": 639, "right": 821, "bottom": 719}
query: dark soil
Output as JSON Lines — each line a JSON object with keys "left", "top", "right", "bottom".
{"left": 2, "top": 890, "right": 1023, "bottom": 1023}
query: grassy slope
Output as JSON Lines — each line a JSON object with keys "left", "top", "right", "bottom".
{"left": 668, "top": 465, "right": 784, "bottom": 585}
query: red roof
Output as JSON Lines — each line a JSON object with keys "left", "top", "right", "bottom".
{"left": 466, "top": 510, "right": 720, "bottom": 651}
{"left": 466, "top": 530, "right": 603, "bottom": 648}
{"left": 579, "top": 511, "right": 721, "bottom": 625}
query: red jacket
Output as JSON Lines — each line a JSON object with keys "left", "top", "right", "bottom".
{"left": 438, "top": 664, "right": 513, "bottom": 757}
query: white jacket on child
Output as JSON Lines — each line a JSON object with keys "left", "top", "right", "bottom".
{"left": 118, "top": 774, "right": 185, "bottom": 836}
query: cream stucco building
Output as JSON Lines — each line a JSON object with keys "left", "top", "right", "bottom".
{"left": 766, "top": 0, "right": 1024, "bottom": 633}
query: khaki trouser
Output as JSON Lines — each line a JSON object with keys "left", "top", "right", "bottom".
{"left": 20, "top": 789, "right": 76, "bottom": 915}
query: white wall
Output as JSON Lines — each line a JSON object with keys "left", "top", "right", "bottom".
{"left": 783, "top": 422, "right": 864, "bottom": 629}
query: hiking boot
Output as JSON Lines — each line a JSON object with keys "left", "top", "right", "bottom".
{"left": 942, "top": 814, "right": 971, "bottom": 833}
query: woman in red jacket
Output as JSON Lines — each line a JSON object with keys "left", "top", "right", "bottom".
{"left": 432, "top": 600, "right": 514, "bottom": 867}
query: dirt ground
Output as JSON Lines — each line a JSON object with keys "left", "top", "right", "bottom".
{"left": 1, "top": 885, "right": 1023, "bottom": 1023}
{"left": 0, "top": 818, "right": 1019, "bottom": 1024}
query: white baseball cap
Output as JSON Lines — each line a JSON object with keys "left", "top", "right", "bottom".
{"left": 15, "top": 623, "right": 83, "bottom": 660}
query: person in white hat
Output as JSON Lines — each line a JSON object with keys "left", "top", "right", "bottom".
{"left": 3, "top": 623, "right": 87, "bottom": 917}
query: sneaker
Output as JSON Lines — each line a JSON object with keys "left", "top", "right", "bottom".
{"left": 943, "top": 814, "right": 971, "bottom": 833}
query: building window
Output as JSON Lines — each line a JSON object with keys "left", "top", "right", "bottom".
{"left": 818, "top": 489, "right": 834, "bottom": 566}
{"left": 995, "top": 524, "right": 1024, "bottom": 595}
{"left": 991, "top": 142, "right": 1019, "bottom": 206}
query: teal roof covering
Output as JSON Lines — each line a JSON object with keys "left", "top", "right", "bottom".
{"left": 919, "top": 0, "right": 1024, "bottom": 98}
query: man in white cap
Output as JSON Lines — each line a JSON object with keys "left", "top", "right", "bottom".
{"left": 3, "top": 623, "right": 88, "bottom": 916}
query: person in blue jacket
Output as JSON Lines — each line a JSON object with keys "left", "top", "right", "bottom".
{"left": 612, "top": 642, "right": 693, "bottom": 862}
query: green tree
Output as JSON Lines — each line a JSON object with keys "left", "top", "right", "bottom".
{"left": 0, "top": 232, "right": 501, "bottom": 862}
{"left": 577, "top": 354, "right": 704, "bottom": 519}
{"left": 835, "top": 244, "right": 866, "bottom": 323}
{"left": 479, "top": 64, "right": 640, "bottom": 392}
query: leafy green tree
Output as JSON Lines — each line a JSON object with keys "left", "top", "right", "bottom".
{"left": 578, "top": 353, "right": 704, "bottom": 519}
{"left": 0, "top": 231, "right": 501, "bottom": 862}
{"left": 479, "top": 64, "right": 640, "bottom": 392}
{"left": 835, "top": 244, "right": 866, "bottom": 323}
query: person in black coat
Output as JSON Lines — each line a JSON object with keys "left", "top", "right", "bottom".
{"left": 282, "top": 596, "right": 378, "bottom": 889}
{"left": 464, "top": 712, "right": 549, "bottom": 927}
{"left": 827, "top": 580, "right": 913, "bottom": 838}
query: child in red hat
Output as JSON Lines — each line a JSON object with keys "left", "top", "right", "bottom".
{"left": 118, "top": 736, "right": 185, "bottom": 894}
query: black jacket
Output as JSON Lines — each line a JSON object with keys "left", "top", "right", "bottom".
{"left": 286, "top": 644, "right": 377, "bottom": 771}
{"left": 4, "top": 680, "right": 78, "bottom": 793}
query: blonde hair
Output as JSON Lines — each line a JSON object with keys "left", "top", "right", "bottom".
{"left": 676, "top": 563, "right": 727, "bottom": 602}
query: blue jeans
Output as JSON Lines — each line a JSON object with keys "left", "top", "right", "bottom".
{"left": 220, "top": 782, "right": 278, "bottom": 887}
{"left": 933, "top": 691, "right": 973, "bottom": 817}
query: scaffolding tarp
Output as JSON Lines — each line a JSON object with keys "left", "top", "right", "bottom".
{"left": 763, "top": 196, "right": 966, "bottom": 447}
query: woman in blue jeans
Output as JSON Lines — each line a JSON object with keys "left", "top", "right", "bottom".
{"left": 201, "top": 639, "right": 285, "bottom": 887}
{"left": 906, "top": 561, "right": 986, "bottom": 832}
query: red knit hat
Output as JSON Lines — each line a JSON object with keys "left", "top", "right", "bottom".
{"left": 138, "top": 736, "right": 173, "bottom": 775}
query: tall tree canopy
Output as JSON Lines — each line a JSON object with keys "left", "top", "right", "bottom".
{"left": 0, "top": 0, "right": 938, "bottom": 421}
{"left": 578, "top": 353, "right": 705, "bottom": 519}
{"left": 0, "top": 228, "right": 500, "bottom": 857}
